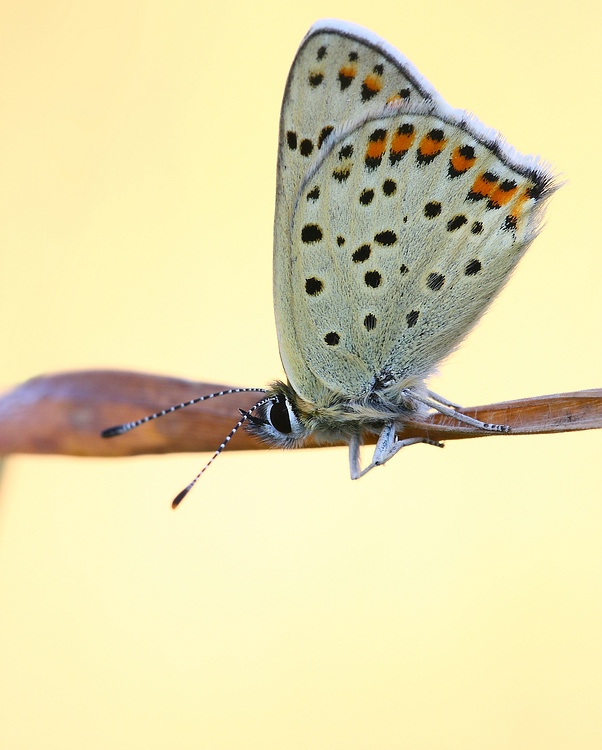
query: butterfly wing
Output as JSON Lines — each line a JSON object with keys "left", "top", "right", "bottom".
{"left": 274, "top": 21, "right": 438, "bottom": 403}
{"left": 274, "top": 21, "right": 555, "bottom": 405}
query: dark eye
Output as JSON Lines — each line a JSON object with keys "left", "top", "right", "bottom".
{"left": 269, "top": 395, "right": 292, "bottom": 434}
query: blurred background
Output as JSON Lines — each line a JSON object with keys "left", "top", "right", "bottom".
{"left": 1, "top": 1, "right": 601, "bottom": 748}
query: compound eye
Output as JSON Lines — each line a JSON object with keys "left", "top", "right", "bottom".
{"left": 269, "top": 395, "right": 292, "bottom": 434}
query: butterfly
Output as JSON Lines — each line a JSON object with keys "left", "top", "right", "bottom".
{"left": 102, "top": 20, "right": 556, "bottom": 506}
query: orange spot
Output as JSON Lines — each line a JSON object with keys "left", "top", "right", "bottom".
{"left": 489, "top": 182, "right": 519, "bottom": 208}
{"left": 418, "top": 133, "right": 448, "bottom": 158}
{"left": 469, "top": 172, "right": 498, "bottom": 199}
{"left": 450, "top": 147, "right": 476, "bottom": 174}
{"left": 387, "top": 93, "right": 402, "bottom": 104}
{"left": 362, "top": 73, "right": 382, "bottom": 94}
{"left": 390, "top": 127, "right": 415, "bottom": 156}
{"left": 508, "top": 187, "right": 531, "bottom": 223}
{"left": 366, "top": 136, "right": 387, "bottom": 160}
{"left": 339, "top": 64, "right": 357, "bottom": 79}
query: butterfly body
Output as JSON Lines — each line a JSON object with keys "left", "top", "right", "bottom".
{"left": 246, "top": 20, "right": 555, "bottom": 476}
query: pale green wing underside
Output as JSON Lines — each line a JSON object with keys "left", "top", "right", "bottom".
{"left": 274, "top": 22, "right": 553, "bottom": 405}
{"left": 288, "top": 107, "right": 548, "bottom": 398}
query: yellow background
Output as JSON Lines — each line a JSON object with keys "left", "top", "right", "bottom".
{"left": 1, "top": 1, "right": 601, "bottom": 748}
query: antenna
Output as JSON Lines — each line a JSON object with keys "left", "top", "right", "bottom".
{"left": 101, "top": 388, "right": 272, "bottom": 508}
{"left": 101, "top": 387, "right": 268, "bottom": 437}
{"left": 170, "top": 398, "right": 273, "bottom": 509}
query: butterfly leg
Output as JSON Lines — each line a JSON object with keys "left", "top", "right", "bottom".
{"left": 349, "top": 424, "right": 442, "bottom": 480}
{"left": 427, "top": 389, "right": 461, "bottom": 409}
{"left": 410, "top": 390, "right": 510, "bottom": 433}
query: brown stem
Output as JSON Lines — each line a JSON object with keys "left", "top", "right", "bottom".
{"left": 0, "top": 370, "right": 600, "bottom": 457}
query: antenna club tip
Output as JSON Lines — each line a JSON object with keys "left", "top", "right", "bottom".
{"left": 101, "top": 425, "right": 127, "bottom": 438}
{"left": 172, "top": 487, "right": 191, "bottom": 509}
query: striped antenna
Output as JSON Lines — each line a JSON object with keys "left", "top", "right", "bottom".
{"left": 171, "top": 397, "right": 274, "bottom": 509}
{"left": 100, "top": 388, "right": 268, "bottom": 438}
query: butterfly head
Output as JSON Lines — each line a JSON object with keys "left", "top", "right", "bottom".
{"left": 245, "top": 381, "right": 311, "bottom": 448}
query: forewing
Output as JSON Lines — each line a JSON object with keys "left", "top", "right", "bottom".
{"left": 274, "top": 21, "right": 436, "bottom": 403}
{"left": 275, "top": 21, "right": 555, "bottom": 403}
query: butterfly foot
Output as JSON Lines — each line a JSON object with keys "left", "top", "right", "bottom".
{"left": 348, "top": 426, "right": 443, "bottom": 479}
{"left": 481, "top": 422, "right": 511, "bottom": 433}
{"left": 422, "top": 438, "right": 445, "bottom": 449}
{"left": 443, "top": 412, "right": 511, "bottom": 433}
